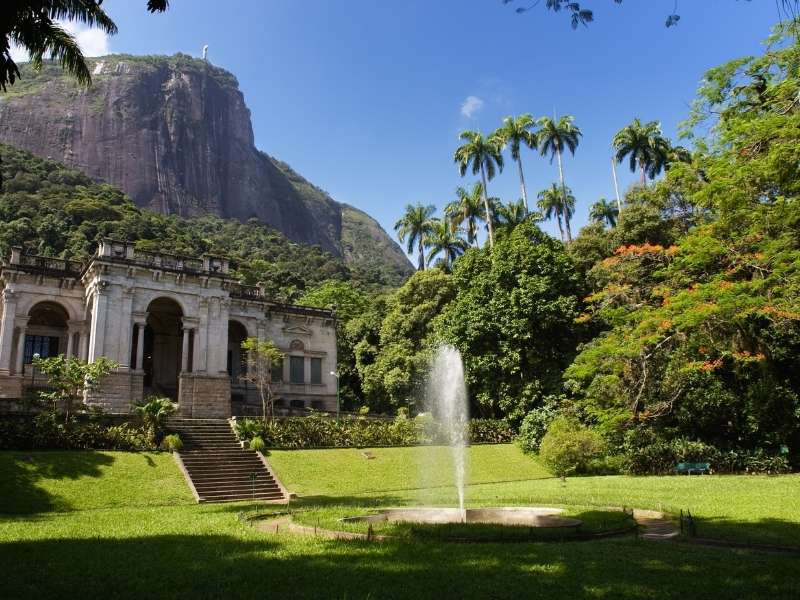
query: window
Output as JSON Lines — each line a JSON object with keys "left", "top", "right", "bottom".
{"left": 24, "top": 335, "right": 59, "bottom": 364}
{"left": 310, "top": 358, "right": 322, "bottom": 384}
{"left": 289, "top": 356, "right": 305, "bottom": 384}
{"left": 271, "top": 358, "right": 283, "bottom": 382}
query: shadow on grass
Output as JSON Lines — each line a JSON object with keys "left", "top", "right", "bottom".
{"left": 1, "top": 532, "right": 798, "bottom": 599}
{"left": 692, "top": 516, "right": 800, "bottom": 549}
{"left": 0, "top": 451, "right": 115, "bottom": 515}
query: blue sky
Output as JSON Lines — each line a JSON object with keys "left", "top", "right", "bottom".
{"left": 65, "top": 1, "right": 781, "bottom": 248}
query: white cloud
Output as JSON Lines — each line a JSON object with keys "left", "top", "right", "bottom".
{"left": 62, "top": 20, "right": 110, "bottom": 57}
{"left": 8, "top": 19, "right": 110, "bottom": 64}
{"left": 460, "top": 95, "right": 484, "bottom": 119}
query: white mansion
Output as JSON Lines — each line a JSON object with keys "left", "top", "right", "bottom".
{"left": 0, "top": 240, "right": 338, "bottom": 418}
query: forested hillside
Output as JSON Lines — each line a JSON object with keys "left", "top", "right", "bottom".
{"left": 0, "top": 144, "right": 385, "bottom": 301}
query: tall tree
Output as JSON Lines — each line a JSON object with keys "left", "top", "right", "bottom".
{"left": 0, "top": 1, "right": 169, "bottom": 90}
{"left": 424, "top": 218, "right": 468, "bottom": 272}
{"left": 538, "top": 184, "right": 566, "bottom": 242}
{"left": 494, "top": 114, "right": 538, "bottom": 213}
{"left": 454, "top": 131, "right": 504, "bottom": 249}
{"left": 612, "top": 118, "right": 670, "bottom": 185}
{"left": 394, "top": 203, "right": 435, "bottom": 271}
{"left": 494, "top": 199, "right": 532, "bottom": 236}
{"left": 445, "top": 183, "right": 485, "bottom": 248}
{"left": 589, "top": 198, "right": 619, "bottom": 228}
{"left": 537, "top": 116, "right": 581, "bottom": 242}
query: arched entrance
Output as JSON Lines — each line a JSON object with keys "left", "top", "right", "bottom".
{"left": 227, "top": 321, "right": 248, "bottom": 381}
{"left": 23, "top": 302, "right": 69, "bottom": 371}
{"left": 143, "top": 298, "right": 183, "bottom": 399}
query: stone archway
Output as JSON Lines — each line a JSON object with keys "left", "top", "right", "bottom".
{"left": 21, "top": 301, "right": 70, "bottom": 373}
{"left": 227, "top": 320, "right": 249, "bottom": 382}
{"left": 143, "top": 297, "right": 183, "bottom": 399}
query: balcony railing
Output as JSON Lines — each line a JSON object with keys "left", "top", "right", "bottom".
{"left": 227, "top": 282, "right": 263, "bottom": 300}
{"left": 133, "top": 250, "right": 204, "bottom": 273}
{"left": 13, "top": 253, "right": 83, "bottom": 277}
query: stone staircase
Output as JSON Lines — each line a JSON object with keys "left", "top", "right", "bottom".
{"left": 168, "top": 418, "right": 286, "bottom": 504}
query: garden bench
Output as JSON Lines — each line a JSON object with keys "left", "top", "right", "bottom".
{"left": 675, "top": 462, "right": 711, "bottom": 475}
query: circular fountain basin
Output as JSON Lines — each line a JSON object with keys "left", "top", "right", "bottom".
{"left": 343, "top": 507, "right": 582, "bottom": 528}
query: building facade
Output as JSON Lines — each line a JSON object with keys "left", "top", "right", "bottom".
{"left": 0, "top": 240, "right": 337, "bottom": 417}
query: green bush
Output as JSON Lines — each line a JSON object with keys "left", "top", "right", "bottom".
{"left": 517, "top": 404, "right": 558, "bottom": 454}
{"left": 620, "top": 428, "right": 791, "bottom": 475}
{"left": 0, "top": 415, "right": 153, "bottom": 451}
{"left": 233, "top": 415, "right": 512, "bottom": 449}
{"left": 132, "top": 396, "right": 175, "bottom": 444}
{"left": 468, "top": 419, "right": 514, "bottom": 444}
{"left": 249, "top": 436, "right": 266, "bottom": 452}
{"left": 162, "top": 434, "right": 183, "bottom": 452}
{"left": 539, "top": 417, "right": 605, "bottom": 479}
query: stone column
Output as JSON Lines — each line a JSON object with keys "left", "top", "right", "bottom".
{"left": 66, "top": 331, "right": 74, "bottom": 358}
{"left": 14, "top": 317, "right": 29, "bottom": 375}
{"left": 181, "top": 327, "right": 191, "bottom": 373}
{"left": 0, "top": 290, "right": 18, "bottom": 374}
{"left": 134, "top": 322, "right": 146, "bottom": 371}
{"left": 117, "top": 288, "right": 135, "bottom": 369}
{"left": 87, "top": 284, "right": 109, "bottom": 363}
{"left": 195, "top": 298, "right": 209, "bottom": 373}
{"left": 79, "top": 328, "right": 89, "bottom": 361}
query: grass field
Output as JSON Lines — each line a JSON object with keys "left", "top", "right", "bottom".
{"left": 1, "top": 447, "right": 799, "bottom": 599}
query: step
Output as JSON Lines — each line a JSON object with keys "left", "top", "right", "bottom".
{"left": 183, "top": 457, "right": 264, "bottom": 469}
{"left": 191, "top": 477, "right": 276, "bottom": 487}
{"left": 184, "top": 465, "right": 268, "bottom": 474}
{"left": 194, "top": 481, "right": 280, "bottom": 494}
{"left": 198, "top": 492, "right": 285, "bottom": 503}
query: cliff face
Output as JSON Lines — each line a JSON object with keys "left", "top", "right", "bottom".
{"left": 0, "top": 54, "right": 412, "bottom": 281}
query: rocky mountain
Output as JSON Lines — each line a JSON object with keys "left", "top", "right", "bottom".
{"left": 0, "top": 54, "right": 412, "bottom": 284}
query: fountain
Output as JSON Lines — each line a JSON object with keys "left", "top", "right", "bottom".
{"left": 344, "top": 344, "right": 582, "bottom": 531}
{"left": 427, "top": 344, "right": 469, "bottom": 513}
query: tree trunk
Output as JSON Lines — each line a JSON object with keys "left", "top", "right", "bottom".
{"left": 640, "top": 160, "right": 647, "bottom": 186}
{"left": 556, "top": 149, "right": 572, "bottom": 242}
{"left": 517, "top": 157, "right": 529, "bottom": 214}
{"left": 480, "top": 163, "right": 495, "bottom": 249}
{"left": 556, "top": 211, "right": 565, "bottom": 243}
{"left": 418, "top": 237, "right": 425, "bottom": 270}
{"left": 611, "top": 156, "right": 622, "bottom": 213}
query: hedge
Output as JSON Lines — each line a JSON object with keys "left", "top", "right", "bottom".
{"left": 234, "top": 415, "right": 514, "bottom": 449}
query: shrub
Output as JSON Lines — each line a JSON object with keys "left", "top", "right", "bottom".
{"left": 469, "top": 419, "right": 514, "bottom": 444}
{"left": 132, "top": 396, "right": 175, "bottom": 444}
{"left": 162, "top": 434, "right": 183, "bottom": 452}
{"left": 539, "top": 417, "right": 605, "bottom": 479}
{"left": 0, "top": 415, "right": 153, "bottom": 451}
{"left": 249, "top": 436, "right": 266, "bottom": 452}
{"left": 232, "top": 415, "right": 512, "bottom": 449}
{"left": 517, "top": 404, "right": 559, "bottom": 454}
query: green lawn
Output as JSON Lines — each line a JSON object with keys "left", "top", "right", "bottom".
{"left": 0, "top": 448, "right": 799, "bottom": 599}
{"left": 271, "top": 444, "right": 800, "bottom": 546}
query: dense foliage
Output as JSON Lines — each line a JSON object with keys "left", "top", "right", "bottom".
{"left": 0, "top": 144, "right": 383, "bottom": 302}
{"left": 0, "top": 413, "right": 153, "bottom": 451}
{"left": 233, "top": 414, "right": 513, "bottom": 449}
{"left": 563, "top": 28, "right": 800, "bottom": 471}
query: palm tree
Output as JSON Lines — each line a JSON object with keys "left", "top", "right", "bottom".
{"left": 612, "top": 118, "right": 670, "bottom": 185}
{"left": 495, "top": 199, "right": 530, "bottom": 234}
{"left": 537, "top": 184, "right": 575, "bottom": 243}
{"left": 454, "top": 130, "right": 504, "bottom": 249}
{"left": 394, "top": 203, "right": 435, "bottom": 271}
{"left": 445, "top": 183, "right": 485, "bottom": 248}
{"left": 537, "top": 116, "right": 581, "bottom": 242}
{"left": 493, "top": 114, "right": 538, "bottom": 213}
{"left": 589, "top": 198, "right": 619, "bottom": 228}
{"left": 424, "top": 218, "right": 468, "bottom": 272}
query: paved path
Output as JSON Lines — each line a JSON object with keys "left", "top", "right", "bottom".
{"left": 633, "top": 509, "right": 680, "bottom": 541}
